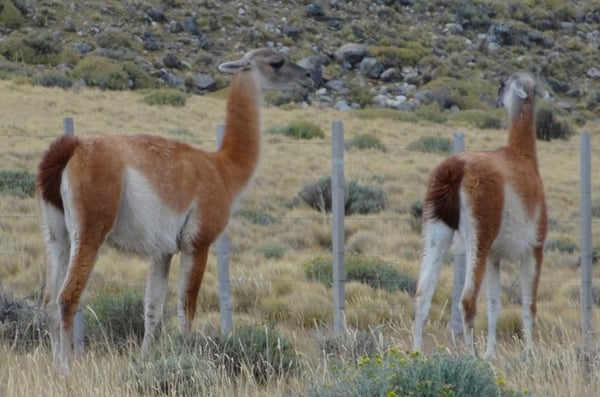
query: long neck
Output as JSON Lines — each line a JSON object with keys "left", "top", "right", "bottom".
{"left": 216, "top": 70, "right": 262, "bottom": 196}
{"left": 507, "top": 100, "right": 538, "bottom": 167}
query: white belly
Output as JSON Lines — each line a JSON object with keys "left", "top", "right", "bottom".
{"left": 490, "top": 185, "right": 540, "bottom": 262}
{"left": 106, "top": 168, "right": 198, "bottom": 255}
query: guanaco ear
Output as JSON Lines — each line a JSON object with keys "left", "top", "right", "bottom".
{"left": 513, "top": 81, "right": 528, "bottom": 99}
{"left": 534, "top": 84, "right": 549, "bottom": 99}
{"left": 218, "top": 60, "right": 251, "bottom": 73}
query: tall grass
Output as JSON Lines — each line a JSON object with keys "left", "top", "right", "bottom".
{"left": 0, "top": 79, "right": 599, "bottom": 395}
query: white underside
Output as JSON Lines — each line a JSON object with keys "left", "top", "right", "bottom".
{"left": 106, "top": 168, "right": 199, "bottom": 255}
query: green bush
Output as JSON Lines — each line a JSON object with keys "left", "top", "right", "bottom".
{"left": 0, "top": 170, "right": 36, "bottom": 197}
{"left": 369, "top": 42, "right": 428, "bottom": 67}
{"left": 407, "top": 136, "right": 452, "bottom": 154}
{"left": 268, "top": 120, "right": 324, "bottom": 140}
{"left": 345, "top": 134, "right": 387, "bottom": 151}
{"left": 96, "top": 29, "right": 133, "bottom": 49}
{"left": 347, "top": 180, "right": 387, "bottom": 214}
{"left": 0, "top": 32, "right": 62, "bottom": 66}
{"left": 85, "top": 288, "right": 145, "bottom": 351}
{"left": 214, "top": 325, "right": 297, "bottom": 383}
{"left": 142, "top": 89, "right": 187, "bottom": 107}
{"left": 299, "top": 177, "right": 386, "bottom": 215}
{"left": 0, "top": 284, "right": 48, "bottom": 351}
{"left": 305, "top": 255, "right": 417, "bottom": 294}
{"left": 545, "top": 236, "right": 577, "bottom": 253}
{"left": 536, "top": 107, "right": 574, "bottom": 141}
{"left": 257, "top": 243, "right": 285, "bottom": 259}
{"left": 235, "top": 207, "right": 276, "bottom": 225}
{"left": 128, "top": 353, "right": 214, "bottom": 396}
{"left": 346, "top": 83, "right": 373, "bottom": 108}
{"left": 0, "top": 0, "right": 24, "bottom": 29}
{"left": 123, "top": 61, "right": 158, "bottom": 89}
{"left": 308, "top": 349, "right": 526, "bottom": 397}
{"left": 35, "top": 70, "right": 73, "bottom": 88}
{"left": 73, "top": 55, "right": 130, "bottom": 90}
{"left": 414, "top": 103, "right": 448, "bottom": 124}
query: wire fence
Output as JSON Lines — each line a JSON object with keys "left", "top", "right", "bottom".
{"left": 0, "top": 117, "right": 598, "bottom": 358}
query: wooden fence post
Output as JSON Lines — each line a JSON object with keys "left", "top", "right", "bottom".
{"left": 331, "top": 121, "right": 346, "bottom": 334}
{"left": 579, "top": 132, "right": 593, "bottom": 366}
{"left": 63, "top": 117, "right": 85, "bottom": 354}
{"left": 215, "top": 125, "right": 233, "bottom": 335}
{"left": 450, "top": 132, "right": 465, "bottom": 341}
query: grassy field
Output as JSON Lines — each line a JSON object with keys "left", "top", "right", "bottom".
{"left": 1, "top": 79, "right": 600, "bottom": 395}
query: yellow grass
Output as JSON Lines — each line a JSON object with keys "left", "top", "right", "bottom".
{"left": 1, "top": 79, "right": 600, "bottom": 395}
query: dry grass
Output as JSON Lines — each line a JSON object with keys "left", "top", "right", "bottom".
{"left": 1, "top": 79, "right": 600, "bottom": 395}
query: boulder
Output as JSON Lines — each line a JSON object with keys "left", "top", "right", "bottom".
{"left": 334, "top": 43, "right": 368, "bottom": 65}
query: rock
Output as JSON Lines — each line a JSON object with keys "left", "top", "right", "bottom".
{"left": 306, "top": 3, "right": 326, "bottom": 20}
{"left": 183, "top": 16, "right": 200, "bottom": 35}
{"left": 71, "top": 42, "right": 94, "bottom": 54}
{"left": 334, "top": 43, "right": 368, "bottom": 65}
{"left": 146, "top": 9, "right": 167, "bottom": 23}
{"left": 444, "top": 23, "right": 463, "bottom": 35}
{"left": 144, "top": 38, "right": 161, "bottom": 51}
{"left": 334, "top": 100, "right": 352, "bottom": 111}
{"left": 565, "top": 87, "right": 581, "bottom": 98}
{"left": 191, "top": 73, "right": 216, "bottom": 92}
{"left": 282, "top": 25, "right": 300, "bottom": 38}
{"left": 325, "top": 79, "right": 346, "bottom": 92}
{"left": 156, "top": 69, "right": 183, "bottom": 87}
{"left": 298, "top": 55, "right": 327, "bottom": 87}
{"left": 380, "top": 68, "right": 399, "bottom": 82}
{"left": 587, "top": 67, "right": 600, "bottom": 79}
{"left": 168, "top": 21, "right": 184, "bottom": 33}
{"left": 163, "top": 53, "right": 183, "bottom": 69}
{"left": 359, "top": 57, "right": 384, "bottom": 79}
{"left": 413, "top": 90, "right": 434, "bottom": 105}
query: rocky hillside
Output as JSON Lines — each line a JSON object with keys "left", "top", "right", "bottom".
{"left": 0, "top": 0, "right": 599, "bottom": 121}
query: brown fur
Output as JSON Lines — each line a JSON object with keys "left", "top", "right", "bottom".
{"left": 36, "top": 135, "right": 79, "bottom": 211}
{"left": 424, "top": 156, "right": 465, "bottom": 230}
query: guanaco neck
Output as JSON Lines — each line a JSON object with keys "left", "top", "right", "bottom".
{"left": 507, "top": 100, "right": 539, "bottom": 168}
{"left": 215, "top": 70, "right": 262, "bottom": 196}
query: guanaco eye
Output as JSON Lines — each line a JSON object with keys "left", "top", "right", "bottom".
{"left": 270, "top": 58, "right": 285, "bottom": 69}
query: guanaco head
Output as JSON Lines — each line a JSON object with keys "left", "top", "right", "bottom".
{"left": 218, "top": 48, "right": 314, "bottom": 93}
{"left": 497, "top": 72, "right": 548, "bottom": 119}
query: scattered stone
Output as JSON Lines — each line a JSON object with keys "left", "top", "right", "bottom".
{"left": 146, "top": 9, "right": 167, "bottom": 23}
{"left": 359, "top": 57, "right": 384, "bottom": 79}
{"left": 163, "top": 53, "right": 183, "bottom": 69}
{"left": 334, "top": 43, "right": 368, "bottom": 65}
{"left": 191, "top": 73, "right": 216, "bottom": 93}
{"left": 587, "top": 67, "right": 600, "bottom": 80}
{"left": 380, "top": 68, "right": 399, "bottom": 82}
{"left": 183, "top": 16, "right": 200, "bottom": 35}
{"left": 306, "top": 3, "right": 326, "bottom": 20}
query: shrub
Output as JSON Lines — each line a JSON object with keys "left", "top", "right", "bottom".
{"left": 257, "top": 243, "right": 285, "bottom": 259}
{"left": 545, "top": 236, "right": 577, "bottom": 253}
{"left": 308, "top": 349, "right": 525, "bottom": 397}
{"left": 123, "top": 61, "right": 158, "bottom": 89}
{"left": 96, "top": 29, "right": 133, "bottom": 49}
{"left": 0, "top": 32, "right": 62, "bottom": 66}
{"left": 85, "top": 287, "right": 145, "bottom": 351}
{"left": 0, "top": 0, "right": 24, "bottom": 29}
{"left": 369, "top": 42, "right": 428, "bottom": 67}
{"left": 0, "top": 170, "right": 36, "bottom": 197}
{"left": 235, "top": 207, "right": 276, "bottom": 225}
{"left": 0, "top": 284, "right": 48, "bottom": 351}
{"left": 73, "top": 55, "right": 130, "bottom": 90}
{"left": 407, "top": 136, "right": 452, "bottom": 154}
{"left": 35, "top": 70, "right": 73, "bottom": 88}
{"left": 345, "top": 134, "right": 387, "bottom": 151}
{"left": 305, "top": 255, "right": 417, "bottom": 294}
{"left": 128, "top": 353, "right": 214, "bottom": 396}
{"left": 299, "top": 176, "right": 386, "bottom": 215}
{"left": 346, "top": 83, "right": 373, "bottom": 108}
{"left": 536, "top": 107, "right": 574, "bottom": 141}
{"left": 142, "top": 89, "right": 187, "bottom": 107}
{"left": 414, "top": 103, "right": 448, "bottom": 124}
{"left": 268, "top": 120, "right": 324, "bottom": 140}
{"left": 213, "top": 325, "right": 297, "bottom": 383}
